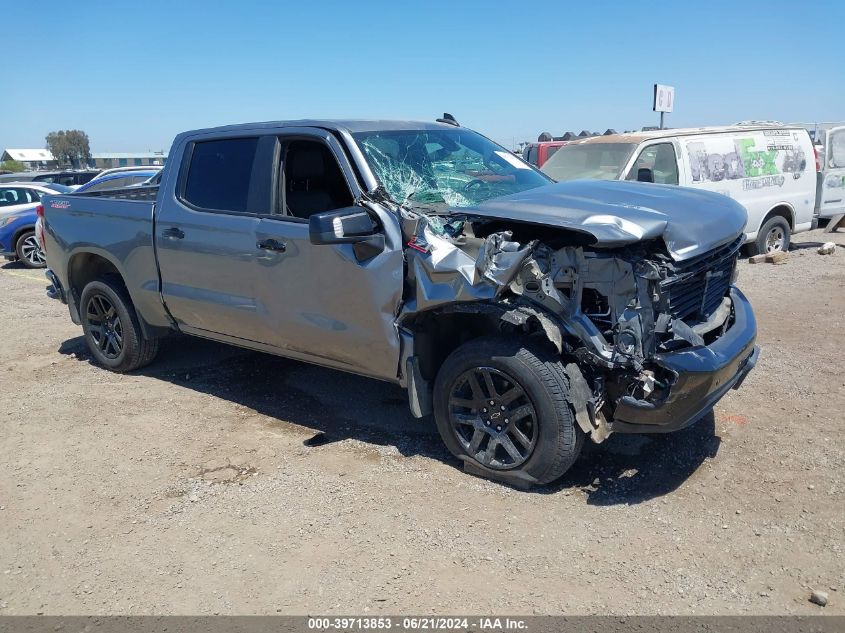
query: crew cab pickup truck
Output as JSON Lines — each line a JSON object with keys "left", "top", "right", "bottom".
{"left": 41, "top": 118, "right": 759, "bottom": 487}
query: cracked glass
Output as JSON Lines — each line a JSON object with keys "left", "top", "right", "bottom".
{"left": 353, "top": 129, "right": 550, "bottom": 210}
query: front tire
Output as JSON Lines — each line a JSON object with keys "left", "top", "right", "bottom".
{"left": 80, "top": 277, "right": 159, "bottom": 372}
{"left": 15, "top": 231, "right": 46, "bottom": 269}
{"left": 750, "top": 216, "right": 791, "bottom": 255}
{"left": 433, "top": 336, "right": 583, "bottom": 486}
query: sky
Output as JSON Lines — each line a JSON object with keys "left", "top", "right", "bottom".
{"left": 2, "top": 0, "right": 843, "bottom": 152}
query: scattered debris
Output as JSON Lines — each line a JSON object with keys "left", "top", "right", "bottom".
{"left": 818, "top": 242, "right": 837, "bottom": 255}
{"left": 766, "top": 251, "right": 789, "bottom": 264}
{"left": 749, "top": 251, "right": 789, "bottom": 264}
{"left": 810, "top": 590, "right": 829, "bottom": 607}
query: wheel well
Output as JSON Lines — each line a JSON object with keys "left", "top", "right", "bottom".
{"left": 761, "top": 205, "right": 794, "bottom": 231}
{"left": 11, "top": 225, "right": 36, "bottom": 250}
{"left": 410, "top": 304, "right": 560, "bottom": 383}
{"left": 67, "top": 253, "right": 125, "bottom": 304}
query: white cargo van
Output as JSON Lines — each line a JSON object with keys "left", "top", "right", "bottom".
{"left": 541, "top": 125, "right": 817, "bottom": 254}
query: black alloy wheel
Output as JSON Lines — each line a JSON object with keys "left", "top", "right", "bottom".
{"left": 85, "top": 293, "right": 124, "bottom": 359}
{"left": 448, "top": 366, "right": 538, "bottom": 470}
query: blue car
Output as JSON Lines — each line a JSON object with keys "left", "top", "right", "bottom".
{"left": 73, "top": 170, "right": 159, "bottom": 194}
{"left": 1, "top": 182, "right": 72, "bottom": 268}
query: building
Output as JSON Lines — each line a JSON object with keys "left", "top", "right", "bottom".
{"left": 88, "top": 152, "right": 167, "bottom": 169}
{"left": 1, "top": 149, "right": 58, "bottom": 170}
{"left": 2, "top": 149, "right": 168, "bottom": 171}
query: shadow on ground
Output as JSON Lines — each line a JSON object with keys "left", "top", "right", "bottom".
{"left": 59, "top": 334, "right": 720, "bottom": 505}
{"left": 1, "top": 260, "right": 31, "bottom": 270}
{"left": 788, "top": 240, "right": 842, "bottom": 252}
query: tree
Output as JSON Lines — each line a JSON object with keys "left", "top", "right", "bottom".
{"left": 0, "top": 160, "right": 26, "bottom": 173}
{"left": 46, "top": 130, "right": 92, "bottom": 168}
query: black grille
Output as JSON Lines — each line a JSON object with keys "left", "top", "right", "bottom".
{"left": 660, "top": 236, "right": 742, "bottom": 321}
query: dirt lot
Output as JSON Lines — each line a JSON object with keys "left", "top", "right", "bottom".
{"left": 0, "top": 230, "right": 843, "bottom": 615}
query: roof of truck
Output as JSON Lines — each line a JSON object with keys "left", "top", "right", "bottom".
{"left": 183, "top": 119, "right": 462, "bottom": 137}
{"left": 568, "top": 124, "right": 809, "bottom": 145}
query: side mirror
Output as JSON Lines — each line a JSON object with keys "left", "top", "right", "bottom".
{"left": 309, "top": 207, "right": 377, "bottom": 245}
{"left": 637, "top": 168, "right": 654, "bottom": 183}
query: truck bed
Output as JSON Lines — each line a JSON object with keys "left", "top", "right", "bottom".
{"left": 41, "top": 188, "right": 169, "bottom": 333}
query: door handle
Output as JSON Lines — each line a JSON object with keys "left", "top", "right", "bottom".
{"left": 257, "top": 238, "right": 286, "bottom": 253}
{"left": 162, "top": 227, "right": 185, "bottom": 240}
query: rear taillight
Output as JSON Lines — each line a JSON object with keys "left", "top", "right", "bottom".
{"left": 35, "top": 205, "right": 46, "bottom": 253}
{"left": 814, "top": 146, "right": 821, "bottom": 172}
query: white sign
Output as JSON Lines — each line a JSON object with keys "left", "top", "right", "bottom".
{"left": 653, "top": 84, "right": 675, "bottom": 113}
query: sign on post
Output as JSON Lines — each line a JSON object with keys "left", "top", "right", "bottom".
{"left": 653, "top": 84, "right": 674, "bottom": 129}
{"left": 653, "top": 84, "right": 675, "bottom": 112}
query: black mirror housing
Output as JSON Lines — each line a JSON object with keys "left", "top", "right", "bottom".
{"left": 309, "top": 207, "right": 377, "bottom": 245}
{"left": 637, "top": 168, "right": 655, "bottom": 183}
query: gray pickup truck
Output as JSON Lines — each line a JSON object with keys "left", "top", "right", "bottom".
{"left": 41, "top": 118, "right": 758, "bottom": 487}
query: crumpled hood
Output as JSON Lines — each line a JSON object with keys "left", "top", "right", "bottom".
{"left": 460, "top": 179, "right": 748, "bottom": 261}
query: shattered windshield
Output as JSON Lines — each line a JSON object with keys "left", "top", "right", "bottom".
{"left": 353, "top": 129, "right": 550, "bottom": 209}
{"left": 541, "top": 142, "right": 637, "bottom": 182}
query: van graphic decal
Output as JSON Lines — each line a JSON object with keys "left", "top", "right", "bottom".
{"left": 687, "top": 135, "right": 806, "bottom": 187}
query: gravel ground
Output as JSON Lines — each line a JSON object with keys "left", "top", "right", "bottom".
{"left": 0, "top": 229, "right": 843, "bottom": 615}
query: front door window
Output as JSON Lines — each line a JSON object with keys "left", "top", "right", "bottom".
{"left": 627, "top": 143, "right": 679, "bottom": 184}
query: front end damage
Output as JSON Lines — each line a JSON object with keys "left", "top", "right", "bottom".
{"left": 397, "top": 207, "right": 758, "bottom": 443}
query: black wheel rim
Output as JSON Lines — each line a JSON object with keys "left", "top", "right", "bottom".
{"left": 448, "top": 366, "right": 538, "bottom": 470}
{"left": 86, "top": 294, "right": 123, "bottom": 359}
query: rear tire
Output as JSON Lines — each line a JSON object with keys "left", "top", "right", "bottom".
{"left": 15, "top": 231, "right": 46, "bottom": 269}
{"left": 749, "top": 216, "right": 791, "bottom": 255}
{"left": 79, "top": 277, "right": 159, "bottom": 372}
{"left": 433, "top": 336, "right": 583, "bottom": 486}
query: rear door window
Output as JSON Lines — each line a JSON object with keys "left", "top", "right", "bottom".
{"left": 182, "top": 138, "right": 260, "bottom": 213}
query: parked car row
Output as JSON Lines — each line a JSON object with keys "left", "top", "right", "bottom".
{"left": 0, "top": 170, "right": 100, "bottom": 187}
{"left": 0, "top": 165, "right": 162, "bottom": 188}
{"left": 1, "top": 182, "right": 73, "bottom": 268}
{"left": 2, "top": 168, "right": 160, "bottom": 268}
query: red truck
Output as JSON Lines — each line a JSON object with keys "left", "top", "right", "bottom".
{"left": 522, "top": 141, "right": 571, "bottom": 168}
